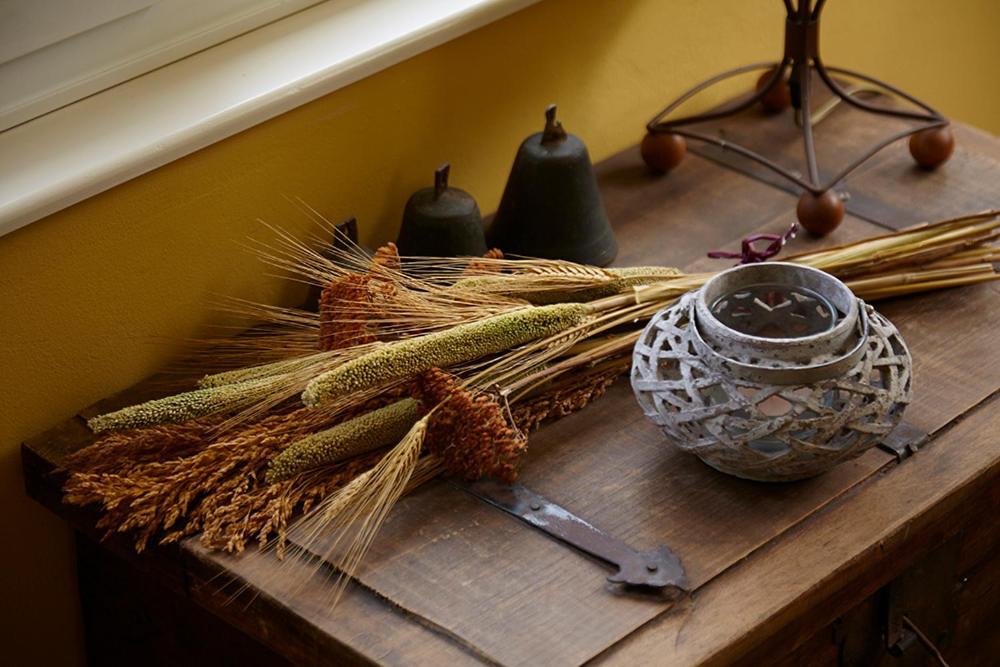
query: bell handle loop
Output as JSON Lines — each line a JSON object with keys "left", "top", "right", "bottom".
{"left": 541, "top": 104, "right": 568, "bottom": 144}
{"left": 434, "top": 163, "right": 450, "bottom": 199}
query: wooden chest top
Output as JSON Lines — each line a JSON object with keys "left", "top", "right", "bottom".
{"left": 22, "top": 103, "right": 1000, "bottom": 665}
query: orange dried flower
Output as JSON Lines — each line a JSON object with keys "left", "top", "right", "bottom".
{"left": 372, "top": 242, "right": 401, "bottom": 270}
{"left": 317, "top": 243, "right": 401, "bottom": 351}
{"left": 413, "top": 368, "right": 526, "bottom": 483}
{"left": 318, "top": 274, "right": 377, "bottom": 351}
{"left": 462, "top": 248, "right": 505, "bottom": 276}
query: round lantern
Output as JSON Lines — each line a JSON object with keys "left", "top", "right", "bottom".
{"left": 631, "top": 262, "right": 912, "bottom": 482}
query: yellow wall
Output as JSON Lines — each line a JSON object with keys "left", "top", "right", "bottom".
{"left": 2, "top": 0, "right": 996, "bottom": 662}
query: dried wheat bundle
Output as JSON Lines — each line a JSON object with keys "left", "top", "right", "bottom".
{"left": 65, "top": 208, "right": 998, "bottom": 610}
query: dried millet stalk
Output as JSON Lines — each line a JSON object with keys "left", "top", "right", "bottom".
{"left": 414, "top": 368, "right": 527, "bottom": 483}
{"left": 66, "top": 407, "right": 335, "bottom": 552}
{"left": 196, "top": 451, "right": 380, "bottom": 556}
{"left": 87, "top": 378, "right": 277, "bottom": 434}
{"left": 303, "top": 303, "right": 589, "bottom": 406}
{"left": 65, "top": 416, "right": 224, "bottom": 476}
{"left": 266, "top": 398, "right": 421, "bottom": 482}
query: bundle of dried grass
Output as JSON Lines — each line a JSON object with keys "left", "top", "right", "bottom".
{"left": 65, "top": 416, "right": 223, "bottom": 475}
{"left": 66, "top": 407, "right": 331, "bottom": 551}
{"left": 68, "top": 209, "right": 999, "bottom": 612}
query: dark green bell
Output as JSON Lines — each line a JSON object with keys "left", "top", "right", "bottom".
{"left": 487, "top": 105, "right": 617, "bottom": 266}
{"left": 396, "top": 163, "right": 487, "bottom": 257}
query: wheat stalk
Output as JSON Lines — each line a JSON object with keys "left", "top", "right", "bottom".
{"left": 279, "top": 415, "right": 429, "bottom": 608}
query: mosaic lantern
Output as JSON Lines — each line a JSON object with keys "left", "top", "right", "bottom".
{"left": 631, "top": 262, "right": 912, "bottom": 482}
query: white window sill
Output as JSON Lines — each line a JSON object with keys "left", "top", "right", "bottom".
{"left": 0, "top": 0, "right": 538, "bottom": 237}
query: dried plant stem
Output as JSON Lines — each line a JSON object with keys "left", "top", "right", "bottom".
{"left": 505, "top": 332, "right": 638, "bottom": 400}
{"left": 846, "top": 264, "right": 997, "bottom": 293}
{"left": 921, "top": 248, "right": 1000, "bottom": 270}
{"left": 851, "top": 272, "right": 1000, "bottom": 301}
{"left": 787, "top": 210, "right": 1000, "bottom": 270}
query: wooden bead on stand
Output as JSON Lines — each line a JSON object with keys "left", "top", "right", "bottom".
{"left": 755, "top": 66, "right": 791, "bottom": 114}
{"left": 909, "top": 125, "right": 955, "bottom": 169}
{"left": 796, "top": 190, "right": 844, "bottom": 236}
{"left": 641, "top": 132, "right": 687, "bottom": 173}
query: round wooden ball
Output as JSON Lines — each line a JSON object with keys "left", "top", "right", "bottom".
{"left": 755, "top": 67, "right": 791, "bottom": 113}
{"left": 641, "top": 132, "right": 687, "bottom": 173}
{"left": 797, "top": 190, "right": 844, "bottom": 236}
{"left": 909, "top": 126, "right": 954, "bottom": 169}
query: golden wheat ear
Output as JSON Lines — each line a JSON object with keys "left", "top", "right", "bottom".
{"left": 274, "top": 414, "right": 430, "bottom": 609}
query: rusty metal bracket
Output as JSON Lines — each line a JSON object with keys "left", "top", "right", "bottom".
{"left": 877, "top": 421, "right": 929, "bottom": 461}
{"left": 456, "top": 479, "right": 688, "bottom": 596}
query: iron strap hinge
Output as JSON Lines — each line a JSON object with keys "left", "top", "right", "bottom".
{"left": 455, "top": 479, "right": 688, "bottom": 597}
{"left": 877, "top": 421, "right": 929, "bottom": 461}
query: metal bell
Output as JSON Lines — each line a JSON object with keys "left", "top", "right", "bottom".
{"left": 487, "top": 105, "right": 617, "bottom": 266}
{"left": 396, "top": 163, "right": 487, "bottom": 257}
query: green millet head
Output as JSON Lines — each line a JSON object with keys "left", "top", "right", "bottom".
{"left": 87, "top": 378, "right": 275, "bottom": 434}
{"left": 302, "top": 303, "right": 588, "bottom": 407}
{"left": 267, "top": 399, "right": 420, "bottom": 482}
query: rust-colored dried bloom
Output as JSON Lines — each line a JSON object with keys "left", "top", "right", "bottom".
{"left": 318, "top": 243, "right": 401, "bottom": 351}
{"left": 371, "top": 242, "right": 401, "bottom": 271}
{"left": 413, "top": 368, "right": 526, "bottom": 483}
{"left": 461, "top": 248, "right": 505, "bottom": 276}
{"left": 319, "top": 273, "right": 378, "bottom": 351}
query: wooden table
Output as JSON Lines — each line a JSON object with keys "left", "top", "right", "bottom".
{"left": 22, "top": 101, "right": 1000, "bottom": 666}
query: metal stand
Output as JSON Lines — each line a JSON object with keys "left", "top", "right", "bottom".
{"left": 645, "top": 0, "right": 952, "bottom": 234}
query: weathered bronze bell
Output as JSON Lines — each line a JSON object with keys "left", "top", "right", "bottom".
{"left": 487, "top": 105, "right": 617, "bottom": 266}
{"left": 396, "top": 163, "right": 487, "bottom": 257}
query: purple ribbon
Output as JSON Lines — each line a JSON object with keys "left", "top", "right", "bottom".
{"left": 707, "top": 223, "right": 799, "bottom": 264}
